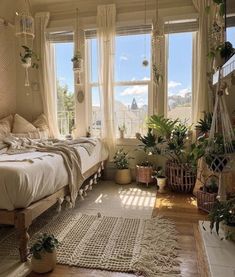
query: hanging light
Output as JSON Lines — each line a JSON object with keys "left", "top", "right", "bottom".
{"left": 142, "top": 0, "right": 149, "bottom": 67}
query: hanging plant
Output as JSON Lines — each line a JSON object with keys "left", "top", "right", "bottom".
{"left": 206, "top": 0, "right": 225, "bottom": 17}
{"left": 152, "top": 64, "right": 163, "bottom": 85}
{"left": 71, "top": 51, "right": 83, "bottom": 72}
{"left": 20, "top": 45, "right": 39, "bottom": 69}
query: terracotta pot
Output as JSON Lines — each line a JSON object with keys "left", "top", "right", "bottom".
{"left": 157, "top": 177, "right": 167, "bottom": 193}
{"left": 115, "top": 169, "right": 132, "bottom": 185}
{"left": 136, "top": 165, "right": 153, "bottom": 185}
{"left": 31, "top": 250, "right": 57, "bottom": 274}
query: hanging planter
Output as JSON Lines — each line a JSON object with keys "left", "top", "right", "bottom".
{"left": 71, "top": 52, "right": 83, "bottom": 72}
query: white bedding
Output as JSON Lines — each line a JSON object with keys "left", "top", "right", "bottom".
{"left": 0, "top": 139, "right": 108, "bottom": 211}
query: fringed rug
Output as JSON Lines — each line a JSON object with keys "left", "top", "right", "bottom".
{"left": 1, "top": 212, "right": 180, "bottom": 277}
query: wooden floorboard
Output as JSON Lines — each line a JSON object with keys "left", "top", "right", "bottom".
{"left": 29, "top": 191, "right": 208, "bottom": 277}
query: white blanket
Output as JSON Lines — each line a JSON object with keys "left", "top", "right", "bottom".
{"left": 0, "top": 139, "right": 108, "bottom": 211}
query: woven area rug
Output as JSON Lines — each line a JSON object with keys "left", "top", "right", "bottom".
{"left": 0, "top": 182, "right": 180, "bottom": 276}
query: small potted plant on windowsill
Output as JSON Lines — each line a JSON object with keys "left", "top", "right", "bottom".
{"left": 113, "top": 148, "right": 132, "bottom": 185}
{"left": 30, "top": 233, "right": 59, "bottom": 274}
{"left": 118, "top": 123, "right": 126, "bottom": 139}
{"left": 152, "top": 166, "right": 167, "bottom": 193}
{"left": 71, "top": 51, "right": 83, "bottom": 72}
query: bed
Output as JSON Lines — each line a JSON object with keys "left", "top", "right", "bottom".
{"left": 0, "top": 138, "right": 108, "bottom": 262}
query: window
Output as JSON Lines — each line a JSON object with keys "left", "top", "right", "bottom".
{"left": 227, "top": 27, "right": 235, "bottom": 48}
{"left": 87, "top": 33, "right": 151, "bottom": 138}
{"left": 54, "top": 43, "right": 75, "bottom": 136}
{"left": 167, "top": 32, "right": 193, "bottom": 124}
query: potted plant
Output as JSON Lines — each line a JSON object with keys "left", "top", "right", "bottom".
{"left": 148, "top": 115, "right": 198, "bottom": 193}
{"left": 20, "top": 45, "right": 39, "bottom": 69}
{"left": 118, "top": 124, "right": 126, "bottom": 139}
{"left": 152, "top": 166, "right": 167, "bottom": 193}
{"left": 197, "top": 176, "right": 218, "bottom": 212}
{"left": 71, "top": 51, "right": 83, "bottom": 72}
{"left": 208, "top": 198, "right": 235, "bottom": 241}
{"left": 135, "top": 129, "right": 161, "bottom": 185}
{"left": 113, "top": 148, "right": 132, "bottom": 185}
{"left": 195, "top": 112, "right": 213, "bottom": 138}
{"left": 30, "top": 233, "right": 58, "bottom": 273}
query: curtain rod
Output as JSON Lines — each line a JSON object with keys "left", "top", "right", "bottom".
{"left": 0, "top": 17, "right": 14, "bottom": 28}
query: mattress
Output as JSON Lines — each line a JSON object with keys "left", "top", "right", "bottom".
{"left": 0, "top": 139, "right": 108, "bottom": 211}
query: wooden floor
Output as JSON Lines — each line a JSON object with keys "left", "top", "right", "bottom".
{"left": 29, "top": 191, "right": 209, "bottom": 277}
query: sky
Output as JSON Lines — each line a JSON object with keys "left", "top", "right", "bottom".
{"left": 55, "top": 27, "right": 235, "bottom": 107}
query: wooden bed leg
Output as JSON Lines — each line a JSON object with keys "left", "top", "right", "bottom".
{"left": 18, "top": 227, "right": 30, "bottom": 262}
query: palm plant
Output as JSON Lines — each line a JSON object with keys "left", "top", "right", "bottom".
{"left": 195, "top": 112, "right": 213, "bottom": 136}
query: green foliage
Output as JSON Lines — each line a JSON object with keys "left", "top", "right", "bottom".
{"left": 148, "top": 115, "right": 178, "bottom": 139}
{"left": 71, "top": 51, "right": 82, "bottom": 62}
{"left": 136, "top": 128, "right": 161, "bottom": 154}
{"left": 30, "top": 233, "right": 59, "bottom": 259}
{"left": 153, "top": 166, "right": 165, "bottom": 178}
{"left": 113, "top": 148, "right": 132, "bottom": 169}
{"left": 209, "top": 198, "right": 235, "bottom": 237}
{"left": 208, "top": 42, "right": 235, "bottom": 63}
{"left": 195, "top": 112, "right": 213, "bottom": 135}
{"left": 152, "top": 64, "right": 163, "bottom": 85}
{"left": 20, "top": 45, "right": 39, "bottom": 69}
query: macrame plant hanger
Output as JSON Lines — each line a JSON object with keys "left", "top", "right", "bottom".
{"left": 15, "top": 0, "right": 35, "bottom": 86}
{"left": 73, "top": 9, "right": 85, "bottom": 103}
{"left": 206, "top": 68, "right": 235, "bottom": 202}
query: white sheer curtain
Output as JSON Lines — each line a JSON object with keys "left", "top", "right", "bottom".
{"left": 35, "top": 12, "right": 59, "bottom": 138}
{"left": 192, "top": 0, "right": 211, "bottom": 124}
{"left": 97, "top": 4, "right": 116, "bottom": 156}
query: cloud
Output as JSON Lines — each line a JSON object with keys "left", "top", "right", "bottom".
{"left": 120, "top": 85, "right": 148, "bottom": 96}
{"left": 120, "top": 55, "right": 128, "bottom": 61}
{"left": 168, "top": 81, "right": 182, "bottom": 89}
{"left": 178, "top": 88, "right": 191, "bottom": 97}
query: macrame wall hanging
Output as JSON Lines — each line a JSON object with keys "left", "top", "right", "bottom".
{"left": 15, "top": 0, "right": 37, "bottom": 87}
{"left": 205, "top": 68, "right": 235, "bottom": 202}
{"left": 72, "top": 9, "right": 85, "bottom": 103}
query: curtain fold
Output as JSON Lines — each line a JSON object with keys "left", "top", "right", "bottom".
{"left": 35, "top": 12, "right": 59, "bottom": 138}
{"left": 97, "top": 4, "right": 116, "bottom": 156}
{"left": 192, "top": 0, "right": 211, "bottom": 124}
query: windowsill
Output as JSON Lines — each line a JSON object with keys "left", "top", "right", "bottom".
{"left": 116, "top": 138, "right": 139, "bottom": 146}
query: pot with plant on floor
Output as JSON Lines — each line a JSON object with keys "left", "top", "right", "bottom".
{"left": 147, "top": 115, "right": 198, "bottom": 193}
{"left": 208, "top": 198, "right": 235, "bottom": 241}
{"left": 113, "top": 148, "right": 132, "bottom": 185}
{"left": 152, "top": 166, "right": 167, "bottom": 193}
{"left": 30, "top": 233, "right": 59, "bottom": 274}
{"left": 135, "top": 129, "right": 162, "bottom": 186}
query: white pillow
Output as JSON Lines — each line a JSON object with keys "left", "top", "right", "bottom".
{"left": 0, "top": 115, "right": 13, "bottom": 141}
{"left": 33, "top": 114, "right": 49, "bottom": 132}
{"left": 12, "top": 114, "right": 37, "bottom": 133}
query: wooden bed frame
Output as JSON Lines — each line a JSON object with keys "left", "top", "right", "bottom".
{"left": 0, "top": 162, "right": 104, "bottom": 262}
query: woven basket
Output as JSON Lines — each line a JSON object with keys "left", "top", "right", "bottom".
{"left": 166, "top": 161, "right": 196, "bottom": 193}
{"left": 196, "top": 190, "right": 217, "bottom": 213}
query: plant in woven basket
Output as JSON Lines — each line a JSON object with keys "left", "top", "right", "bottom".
{"left": 20, "top": 45, "right": 39, "bottom": 69}
{"left": 208, "top": 198, "right": 235, "bottom": 241}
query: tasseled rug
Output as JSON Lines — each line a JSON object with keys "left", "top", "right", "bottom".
{"left": 0, "top": 211, "right": 180, "bottom": 277}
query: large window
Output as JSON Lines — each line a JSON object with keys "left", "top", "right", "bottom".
{"left": 54, "top": 43, "right": 75, "bottom": 136}
{"left": 167, "top": 32, "right": 193, "bottom": 124}
{"left": 88, "top": 33, "right": 151, "bottom": 138}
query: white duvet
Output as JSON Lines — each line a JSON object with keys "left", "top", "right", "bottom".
{"left": 0, "top": 139, "right": 108, "bottom": 211}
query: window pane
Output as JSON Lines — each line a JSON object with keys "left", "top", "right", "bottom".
{"left": 115, "top": 34, "right": 151, "bottom": 82}
{"left": 115, "top": 85, "right": 148, "bottom": 138}
{"left": 167, "top": 32, "right": 193, "bottom": 124}
{"left": 88, "top": 38, "right": 98, "bottom": 83}
{"left": 227, "top": 27, "right": 235, "bottom": 48}
{"left": 55, "top": 43, "right": 75, "bottom": 136}
{"left": 91, "top": 86, "right": 101, "bottom": 137}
